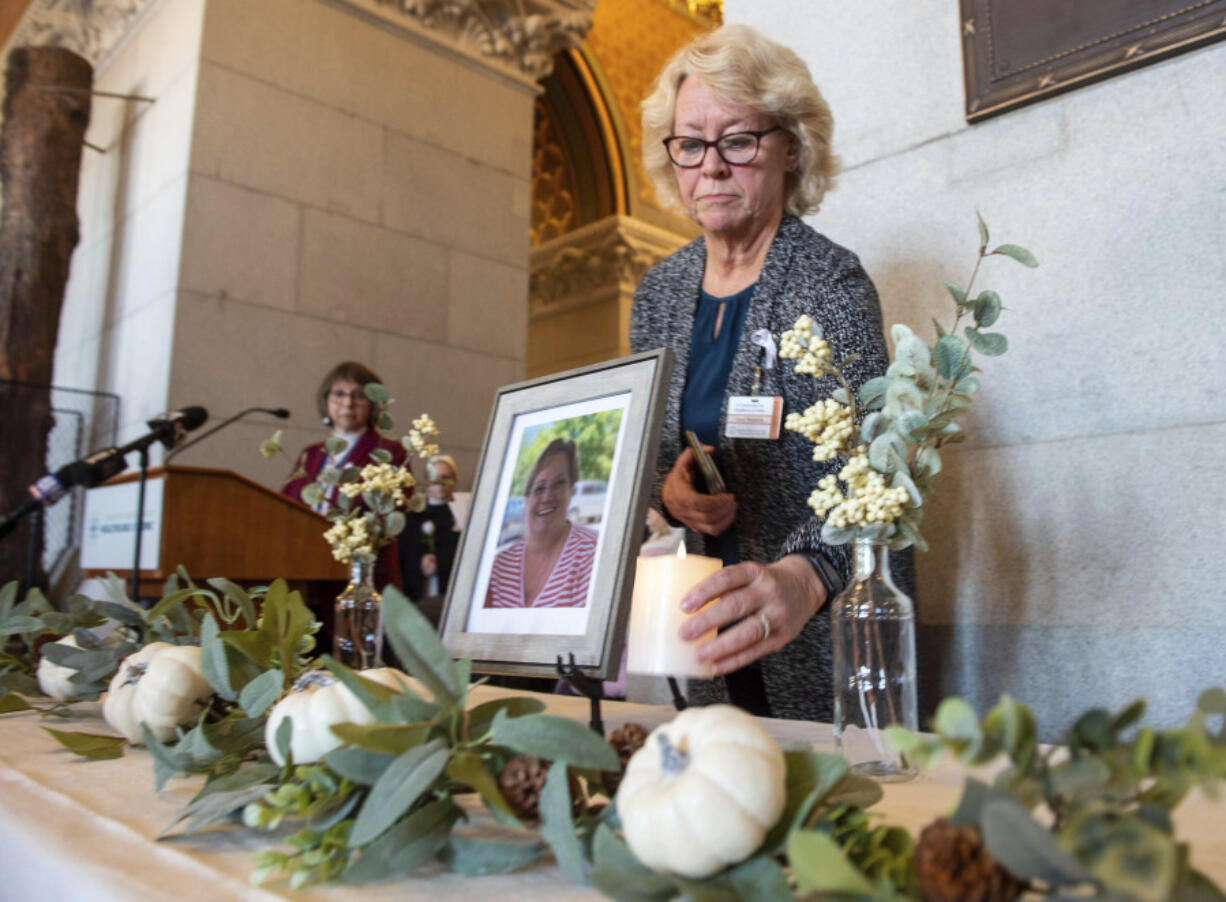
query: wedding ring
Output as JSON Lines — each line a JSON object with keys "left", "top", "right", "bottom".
{"left": 757, "top": 611, "right": 771, "bottom": 643}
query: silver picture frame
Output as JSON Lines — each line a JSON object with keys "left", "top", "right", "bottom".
{"left": 439, "top": 349, "right": 673, "bottom": 680}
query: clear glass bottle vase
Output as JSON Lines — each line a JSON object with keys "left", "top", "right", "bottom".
{"left": 832, "top": 537, "right": 917, "bottom": 781}
{"left": 333, "top": 556, "right": 383, "bottom": 669}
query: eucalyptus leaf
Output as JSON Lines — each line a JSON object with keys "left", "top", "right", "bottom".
{"left": 721, "top": 856, "right": 792, "bottom": 902}
{"left": 489, "top": 710, "right": 618, "bottom": 770}
{"left": 194, "top": 763, "right": 280, "bottom": 800}
{"left": 325, "top": 747, "right": 394, "bottom": 786}
{"left": 142, "top": 724, "right": 193, "bottom": 790}
{"left": 364, "top": 382, "right": 390, "bottom": 404}
{"left": 348, "top": 738, "right": 449, "bottom": 847}
{"left": 965, "top": 326, "right": 1008, "bottom": 356}
{"left": 981, "top": 797, "right": 1095, "bottom": 885}
{"left": 822, "top": 771, "right": 886, "bottom": 810}
{"left": 369, "top": 448, "right": 393, "bottom": 465}
{"left": 200, "top": 613, "right": 235, "bottom": 701}
{"left": 974, "top": 290, "right": 1002, "bottom": 327}
{"left": 915, "top": 446, "right": 941, "bottom": 479}
{"left": 0, "top": 672, "right": 41, "bottom": 695}
{"left": 821, "top": 520, "right": 858, "bottom": 546}
{"left": 858, "top": 376, "right": 888, "bottom": 410}
{"left": 860, "top": 411, "right": 884, "bottom": 444}
{"left": 895, "top": 410, "right": 929, "bottom": 443}
{"left": 160, "top": 783, "right": 272, "bottom": 838}
{"left": 467, "top": 696, "right": 547, "bottom": 737}
{"left": 441, "top": 837, "right": 545, "bottom": 877}
{"left": 204, "top": 578, "right": 257, "bottom": 626}
{"left": 342, "top": 798, "right": 459, "bottom": 884}
{"left": 301, "top": 484, "right": 325, "bottom": 507}
{"left": 977, "top": 212, "right": 990, "bottom": 248}
{"left": 883, "top": 378, "right": 923, "bottom": 418}
{"left": 380, "top": 588, "right": 463, "bottom": 709}
{"left": 991, "top": 243, "right": 1039, "bottom": 267}
{"left": 340, "top": 465, "right": 361, "bottom": 484}
{"left": 274, "top": 717, "right": 293, "bottom": 766}
{"left": 376, "top": 411, "right": 394, "bottom": 432}
{"left": 540, "top": 759, "right": 585, "bottom": 883}
{"left": 330, "top": 722, "right": 430, "bottom": 756}
{"left": 765, "top": 750, "right": 849, "bottom": 850}
{"left": 385, "top": 511, "right": 406, "bottom": 539}
{"left": 91, "top": 600, "right": 146, "bottom": 630}
{"left": 891, "top": 469, "right": 923, "bottom": 507}
{"left": 589, "top": 824, "right": 678, "bottom": 902}
{"left": 933, "top": 697, "right": 984, "bottom": 761}
{"left": 0, "top": 581, "right": 16, "bottom": 618}
{"left": 200, "top": 715, "right": 266, "bottom": 758}
{"left": 324, "top": 436, "right": 348, "bottom": 456}
{"left": 445, "top": 751, "right": 517, "bottom": 818}
{"left": 950, "top": 777, "right": 1019, "bottom": 827}
{"left": 932, "top": 335, "right": 971, "bottom": 381}
{"left": 42, "top": 728, "right": 125, "bottom": 759}
{"left": 238, "top": 669, "right": 282, "bottom": 717}
{"left": 788, "top": 829, "right": 876, "bottom": 896}
{"left": 0, "top": 615, "right": 45, "bottom": 635}
{"left": 0, "top": 694, "right": 33, "bottom": 713}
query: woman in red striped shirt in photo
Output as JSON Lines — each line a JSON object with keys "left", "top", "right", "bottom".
{"left": 484, "top": 439, "right": 597, "bottom": 609}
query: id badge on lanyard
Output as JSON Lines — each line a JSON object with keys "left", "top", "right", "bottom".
{"left": 725, "top": 328, "right": 783, "bottom": 440}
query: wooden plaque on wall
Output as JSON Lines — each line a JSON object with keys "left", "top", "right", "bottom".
{"left": 961, "top": 0, "right": 1226, "bottom": 122}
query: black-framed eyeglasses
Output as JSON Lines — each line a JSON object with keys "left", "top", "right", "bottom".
{"left": 662, "top": 125, "right": 783, "bottom": 168}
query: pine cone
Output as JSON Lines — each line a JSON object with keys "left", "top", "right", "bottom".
{"left": 603, "top": 722, "right": 649, "bottom": 796}
{"left": 913, "top": 818, "right": 1026, "bottom": 902}
{"left": 498, "top": 754, "right": 550, "bottom": 820}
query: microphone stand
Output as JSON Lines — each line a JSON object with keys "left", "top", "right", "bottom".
{"left": 164, "top": 407, "right": 288, "bottom": 463}
{"left": 130, "top": 442, "right": 151, "bottom": 604}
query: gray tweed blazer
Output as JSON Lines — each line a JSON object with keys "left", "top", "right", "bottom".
{"left": 630, "top": 214, "right": 912, "bottom": 721}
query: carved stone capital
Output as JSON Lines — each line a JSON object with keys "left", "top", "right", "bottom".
{"left": 10, "top": 0, "right": 159, "bottom": 65}
{"left": 340, "top": 0, "right": 596, "bottom": 85}
{"left": 529, "top": 214, "right": 688, "bottom": 315}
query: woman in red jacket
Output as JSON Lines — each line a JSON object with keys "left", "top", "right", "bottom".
{"left": 282, "top": 361, "right": 406, "bottom": 589}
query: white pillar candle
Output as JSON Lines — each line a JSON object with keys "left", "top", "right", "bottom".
{"left": 626, "top": 545, "right": 722, "bottom": 677}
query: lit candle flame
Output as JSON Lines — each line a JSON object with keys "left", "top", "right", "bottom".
{"left": 677, "top": 544, "right": 686, "bottom": 560}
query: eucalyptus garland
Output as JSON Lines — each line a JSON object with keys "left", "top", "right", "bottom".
{"left": 5, "top": 573, "right": 1223, "bottom": 901}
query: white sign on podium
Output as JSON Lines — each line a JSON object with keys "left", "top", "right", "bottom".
{"left": 80, "top": 480, "right": 165, "bottom": 572}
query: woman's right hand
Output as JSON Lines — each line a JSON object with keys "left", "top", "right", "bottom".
{"left": 662, "top": 446, "right": 737, "bottom": 535}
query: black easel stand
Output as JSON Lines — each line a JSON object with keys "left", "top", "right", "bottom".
{"left": 666, "top": 676, "right": 688, "bottom": 711}
{"left": 556, "top": 653, "right": 604, "bottom": 736}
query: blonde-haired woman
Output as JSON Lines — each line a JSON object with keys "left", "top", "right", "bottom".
{"left": 631, "top": 24, "right": 911, "bottom": 721}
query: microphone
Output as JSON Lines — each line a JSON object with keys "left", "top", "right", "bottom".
{"left": 164, "top": 406, "right": 291, "bottom": 462}
{"left": 1, "top": 448, "right": 128, "bottom": 540}
{"left": 1, "top": 404, "right": 211, "bottom": 543}
{"left": 147, "top": 406, "right": 209, "bottom": 449}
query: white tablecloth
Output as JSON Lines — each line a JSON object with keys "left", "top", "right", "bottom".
{"left": 2, "top": 688, "right": 1223, "bottom": 900}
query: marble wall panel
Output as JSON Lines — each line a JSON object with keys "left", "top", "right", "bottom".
{"left": 200, "top": 0, "right": 534, "bottom": 175}
{"left": 297, "top": 209, "right": 448, "bottom": 341}
{"left": 180, "top": 175, "right": 300, "bottom": 311}
{"left": 446, "top": 252, "right": 529, "bottom": 360}
{"left": 383, "top": 131, "right": 532, "bottom": 268}
{"left": 190, "top": 62, "right": 385, "bottom": 221}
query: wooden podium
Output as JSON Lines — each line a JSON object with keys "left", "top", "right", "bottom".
{"left": 81, "top": 465, "right": 345, "bottom": 598}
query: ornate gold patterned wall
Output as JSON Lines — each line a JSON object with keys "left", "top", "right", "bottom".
{"left": 585, "top": 0, "right": 714, "bottom": 212}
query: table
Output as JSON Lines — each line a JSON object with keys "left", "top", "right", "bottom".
{"left": 2, "top": 688, "right": 1223, "bottom": 900}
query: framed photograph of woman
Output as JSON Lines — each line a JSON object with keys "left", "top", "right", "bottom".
{"left": 440, "top": 349, "right": 673, "bottom": 679}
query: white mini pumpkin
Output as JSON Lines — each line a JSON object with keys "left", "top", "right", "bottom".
{"left": 102, "top": 642, "right": 213, "bottom": 744}
{"left": 264, "top": 667, "right": 419, "bottom": 766}
{"left": 615, "top": 704, "right": 787, "bottom": 878}
{"left": 36, "top": 634, "right": 83, "bottom": 702}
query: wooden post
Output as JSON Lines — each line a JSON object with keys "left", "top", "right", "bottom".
{"left": 0, "top": 46, "right": 92, "bottom": 587}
